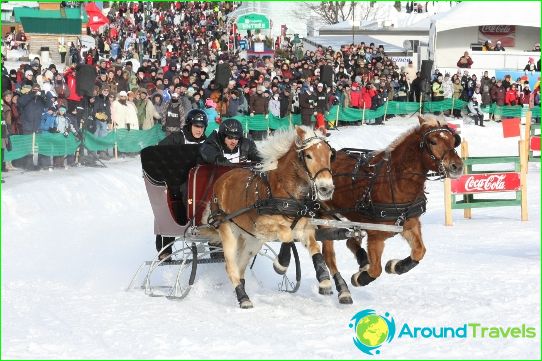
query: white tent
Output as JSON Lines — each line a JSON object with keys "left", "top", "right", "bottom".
{"left": 430, "top": 1, "right": 540, "bottom": 33}
{"left": 428, "top": 1, "right": 541, "bottom": 67}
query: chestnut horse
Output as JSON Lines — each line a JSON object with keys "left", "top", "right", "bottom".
{"left": 275, "top": 115, "right": 464, "bottom": 303}
{"left": 204, "top": 126, "right": 335, "bottom": 308}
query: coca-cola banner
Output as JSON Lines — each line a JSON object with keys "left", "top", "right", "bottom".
{"left": 478, "top": 25, "right": 516, "bottom": 47}
{"left": 451, "top": 173, "right": 521, "bottom": 194}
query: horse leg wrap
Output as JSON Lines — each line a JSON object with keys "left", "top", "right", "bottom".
{"left": 333, "top": 272, "right": 353, "bottom": 304}
{"left": 312, "top": 253, "right": 331, "bottom": 282}
{"left": 235, "top": 284, "right": 253, "bottom": 309}
{"left": 312, "top": 253, "right": 332, "bottom": 295}
{"left": 385, "top": 256, "right": 419, "bottom": 275}
{"left": 356, "top": 248, "right": 369, "bottom": 268}
{"left": 273, "top": 243, "right": 292, "bottom": 275}
{"left": 357, "top": 271, "right": 376, "bottom": 286}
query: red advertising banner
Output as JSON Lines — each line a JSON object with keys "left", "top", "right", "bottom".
{"left": 451, "top": 173, "right": 521, "bottom": 194}
{"left": 478, "top": 25, "right": 516, "bottom": 47}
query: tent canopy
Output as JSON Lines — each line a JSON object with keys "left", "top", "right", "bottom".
{"left": 430, "top": 1, "right": 540, "bottom": 33}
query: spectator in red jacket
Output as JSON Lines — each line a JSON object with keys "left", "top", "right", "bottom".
{"left": 505, "top": 84, "right": 519, "bottom": 106}
{"left": 457, "top": 51, "right": 473, "bottom": 69}
{"left": 349, "top": 82, "right": 362, "bottom": 108}
{"left": 64, "top": 65, "right": 82, "bottom": 113}
{"left": 361, "top": 83, "right": 377, "bottom": 109}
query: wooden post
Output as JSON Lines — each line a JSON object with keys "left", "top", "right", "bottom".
{"left": 460, "top": 140, "right": 471, "bottom": 219}
{"left": 288, "top": 113, "right": 293, "bottom": 128}
{"left": 32, "top": 132, "right": 36, "bottom": 166}
{"left": 444, "top": 178, "right": 453, "bottom": 226}
{"left": 519, "top": 140, "right": 528, "bottom": 221}
{"left": 419, "top": 95, "right": 423, "bottom": 114}
{"left": 362, "top": 107, "right": 366, "bottom": 125}
{"left": 524, "top": 111, "right": 531, "bottom": 173}
{"left": 334, "top": 103, "right": 340, "bottom": 128}
{"left": 114, "top": 127, "right": 118, "bottom": 160}
{"left": 383, "top": 100, "right": 389, "bottom": 122}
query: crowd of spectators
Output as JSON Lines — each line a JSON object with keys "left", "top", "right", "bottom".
{"left": 1, "top": 1, "right": 541, "bottom": 175}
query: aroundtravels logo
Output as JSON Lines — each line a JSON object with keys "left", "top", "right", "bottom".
{"left": 349, "top": 309, "right": 537, "bottom": 356}
{"left": 349, "top": 309, "right": 396, "bottom": 355}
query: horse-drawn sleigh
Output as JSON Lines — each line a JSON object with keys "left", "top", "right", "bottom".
{"left": 127, "top": 116, "right": 464, "bottom": 308}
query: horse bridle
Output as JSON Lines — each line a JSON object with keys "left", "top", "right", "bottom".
{"left": 419, "top": 127, "right": 461, "bottom": 178}
{"left": 296, "top": 135, "right": 335, "bottom": 200}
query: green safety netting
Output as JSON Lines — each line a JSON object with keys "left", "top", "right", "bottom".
{"left": 3, "top": 102, "right": 540, "bottom": 160}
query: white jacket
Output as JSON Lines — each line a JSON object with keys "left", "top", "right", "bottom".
{"left": 112, "top": 100, "right": 139, "bottom": 130}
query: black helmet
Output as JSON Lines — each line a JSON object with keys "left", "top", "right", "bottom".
{"left": 186, "top": 109, "right": 208, "bottom": 128}
{"left": 219, "top": 118, "right": 243, "bottom": 139}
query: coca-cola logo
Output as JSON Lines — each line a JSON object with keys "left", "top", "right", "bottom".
{"left": 479, "top": 25, "right": 514, "bottom": 34}
{"left": 464, "top": 175, "right": 506, "bottom": 192}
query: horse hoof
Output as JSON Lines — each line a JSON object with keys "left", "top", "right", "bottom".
{"left": 318, "top": 279, "right": 333, "bottom": 295}
{"left": 351, "top": 265, "right": 369, "bottom": 287}
{"left": 239, "top": 300, "right": 254, "bottom": 309}
{"left": 338, "top": 292, "right": 353, "bottom": 304}
{"left": 273, "top": 258, "right": 288, "bottom": 275}
{"left": 385, "top": 259, "right": 400, "bottom": 274}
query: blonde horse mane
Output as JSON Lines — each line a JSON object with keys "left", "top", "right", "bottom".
{"left": 257, "top": 126, "right": 325, "bottom": 171}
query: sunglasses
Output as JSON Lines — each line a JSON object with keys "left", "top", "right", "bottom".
{"left": 226, "top": 135, "right": 240, "bottom": 141}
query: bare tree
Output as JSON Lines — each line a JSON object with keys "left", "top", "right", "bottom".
{"left": 294, "top": 1, "right": 394, "bottom": 25}
{"left": 292, "top": 1, "right": 357, "bottom": 25}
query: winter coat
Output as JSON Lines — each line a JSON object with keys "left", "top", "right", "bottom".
{"left": 39, "top": 112, "right": 57, "bottom": 133}
{"left": 299, "top": 91, "right": 317, "bottom": 115}
{"left": 349, "top": 89, "right": 362, "bottom": 108}
{"left": 225, "top": 97, "right": 241, "bottom": 117}
{"left": 452, "top": 83, "right": 464, "bottom": 100}
{"left": 249, "top": 93, "right": 269, "bottom": 114}
{"left": 111, "top": 100, "right": 138, "bottom": 129}
{"left": 151, "top": 92, "right": 168, "bottom": 120}
{"left": 64, "top": 68, "right": 82, "bottom": 102}
{"left": 94, "top": 94, "right": 111, "bottom": 123}
{"left": 135, "top": 97, "right": 160, "bottom": 130}
{"left": 505, "top": 89, "right": 519, "bottom": 106}
{"left": 204, "top": 107, "right": 219, "bottom": 124}
{"left": 480, "top": 77, "right": 493, "bottom": 105}
{"left": 163, "top": 101, "right": 187, "bottom": 132}
{"left": 361, "top": 87, "right": 376, "bottom": 109}
{"left": 199, "top": 130, "right": 261, "bottom": 165}
{"left": 315, "top": 91, "right": 329, "bottom": 113}
{"left": 491, "top": 85, "right": 506, "bottom": 105}
{"left": 18, "top": 92, "right": 48, "bottom": 133}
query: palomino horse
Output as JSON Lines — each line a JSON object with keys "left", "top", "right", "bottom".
{"left": 274, "top": 115, "right": 464, "bottom": 303}
{"left": 205, "top": 126, "right": 335, "bottom": 308}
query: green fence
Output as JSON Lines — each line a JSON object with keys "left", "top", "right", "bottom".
{"left": 2, "top": 101, "right": 540, "bottom": 161}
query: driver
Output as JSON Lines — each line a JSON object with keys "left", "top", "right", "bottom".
{"left": 199, "top": 118, "right": 261, "bottom": 165}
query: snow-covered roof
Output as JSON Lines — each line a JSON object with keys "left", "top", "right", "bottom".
{"left": 1, "top": 1, "right": 38, "bottom": 11}
{"left": 430, "top": 1, "right": 540, "bottom": 33}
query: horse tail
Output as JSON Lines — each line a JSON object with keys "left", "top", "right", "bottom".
{"left": 199, "top": 202, "right": 222, "bottom": 244}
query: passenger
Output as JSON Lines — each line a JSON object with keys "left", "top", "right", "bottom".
{"left": 159, "top": 109, "right": 208, "bottom": 145}
{"left": 155, "top": 109, "right": 209, "bottom": 261}
{"left": 199, "top": 118, "right": 261, "bottom": 165}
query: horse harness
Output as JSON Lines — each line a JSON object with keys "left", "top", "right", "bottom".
{"left": 336, "top": 125, "right": 460, "bottom": 227}
{"left": 207, "top": 134, "right": 334, "bottom": 232}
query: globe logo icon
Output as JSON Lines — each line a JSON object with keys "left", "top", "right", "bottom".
{"left": 350, "top": 309, "right": 396, "bottom": 355}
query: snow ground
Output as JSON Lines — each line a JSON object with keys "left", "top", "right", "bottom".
{"left": 2, "top": 117, "right": 540, "bottom": 359}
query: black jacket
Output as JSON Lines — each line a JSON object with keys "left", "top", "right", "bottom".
{"left": 18, "top": 92, "right": 48, "bottom": 134}
{"left": 199, "top": 131, "right": 261, "bottom": 165}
